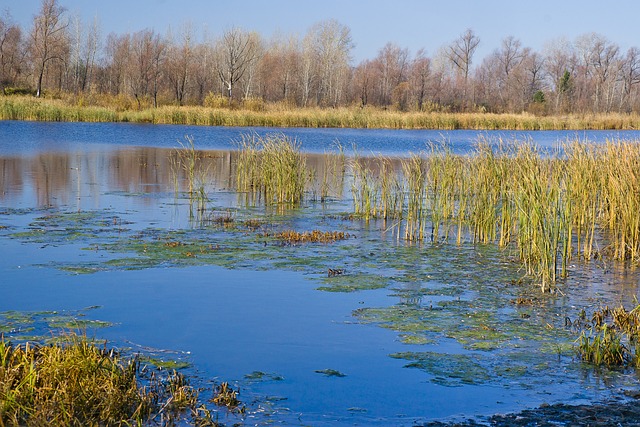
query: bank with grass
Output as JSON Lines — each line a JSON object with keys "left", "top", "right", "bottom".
{"left": 3, "top": 95, "right": 640, "bottom": 130}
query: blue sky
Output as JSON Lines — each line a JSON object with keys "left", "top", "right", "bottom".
{"left": 5, "top": 0, "right": 640, "bottom": 63}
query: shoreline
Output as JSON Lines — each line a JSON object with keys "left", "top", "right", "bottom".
{"left": 2, "top": 96, "right": 640, "bottom": 131}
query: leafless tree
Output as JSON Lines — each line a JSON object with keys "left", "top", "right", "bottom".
{"left": 620, "top": 47, "right": 640, "bottom": 112}
{"left": 128, "top": 29, "right": 165, "bottom": 108}
{"left": 69, "top": 14, "right": 100, "bottom": 93}
{"left": 165, "top": 24, "right": 193, "bottom": 105}
{"left": 29, "top": 0, "right": 69, "bottom": 97}
{"left": 445, "top": 28, "right": 479, "bottom": 107}
{"left": 304, "top": 19, "right": 353, "bottom": 107}
{"left": 0, "top": 11, "right": 25, "bottom": 90}
{"left": 259, "top": 34, "right": 300, "bottom": 104}
{"left": 214, "top": 27, "right": 261, "bottom": 101}
{"left": 410, "top": 49, "right": 432, "bottom": 111}
{"left": 542, "top": 37, "right": 575, "bottom": 113}
{"left": 373, "top": 42, "right": 409, "bottom": 107}
{"left": 446, "top": 28, "right": 479, "bottom": 81}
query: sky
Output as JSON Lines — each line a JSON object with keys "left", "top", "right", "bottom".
{"left": 4, "top": 0, "right": 640, "bottom": 64}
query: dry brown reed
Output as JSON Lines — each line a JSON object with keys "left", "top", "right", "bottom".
{"left": 5, "top": 95, "right": 640, "bottom": 130}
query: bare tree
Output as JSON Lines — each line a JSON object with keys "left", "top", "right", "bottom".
{"left": 589, "top": 35, "right": 620, "bottom": 112}
{"left": 411, "top": 49, "right": 432, "bottom": 111}
{"left": 445, "top": 29, "right": 480, "bottom": 82}
{"left": 0, "top": 11, "right": 25, "bottom": 90}
{"left": 69, "top": 14, "right": 100, "bottom": 93}
{"left": 620, "top": 47, "right": 640, "bottom": 112}
{"left": 128, "top": 29, "right": 165, "bottom": 108}
{"left": 445, "top": 28, "right": 479, "bottom": 108}
{"left": 372, "top": 42, "right": 409, "bottom": 107}
{"left": 542, "top": 37, "right": 575, "bottom": 113}
{"left": 191, "top": 41, "right": 214, "bottom": 104}
{"left": 165, "top": 24, "right": 193, "bottom": 105}
{"left": 259, "top": 34, "right": 300, "bottom": 104}
{"left": 29, "top": 0, "right": 68, "bottom": 97}
{"left": 304, "top": 19, "right": 353, "bottom": 107}
{"left": 214, "top": 27, "right": 260, "bottom": 101}
{"left": 351, "top": 59, "right": 374, "bottom": 107}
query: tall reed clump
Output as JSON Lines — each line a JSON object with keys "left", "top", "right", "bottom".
{"left": 563, "top": 140, "right": 599, "bottom": 261}
{"left": 402, "top": 154, "right": 427, "bottom": 241}
{"left": 0, "top": 334, "right": 202, "bottom": 426}
{"left": 510, "top": 144, "right": 570, "bottom": 291}
{"left": 235, "top": 133, "right": 308, "bottom": 206}
{"left": 350, "top": 155, "right": 379, "bottom": 220}
{"left": 350, "top": 154, "right": 404, "bottom": 222}
{"left": 169, "top": 136, "right": 210, "bottom": 219}
{"left": 346, "top": 137, "right": 640, "bottom": 291}
{"left": 424, "top": 143, "right": 463, "bottom": 243}
{"left": 317, "top": 141, "right": 347, "bottom": 202}
{"left": 599, "top": 140, "right": 640, "bottom": 261}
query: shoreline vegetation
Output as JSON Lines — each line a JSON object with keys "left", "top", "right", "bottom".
{"left": 3, "top": 95, "right": 640, "bottom": 130}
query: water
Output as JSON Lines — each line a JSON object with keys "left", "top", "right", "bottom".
{"left": 2, "top": 121, "right": 640, "bottom": 426}
{"left": 3, "top": 120, "right": 640, "bottom": 156}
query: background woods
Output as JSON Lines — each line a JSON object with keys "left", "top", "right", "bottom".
{"left": 3, "top": 0, "right": 640, "bottom": 115}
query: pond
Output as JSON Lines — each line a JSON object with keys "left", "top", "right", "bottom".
{"left": 2, "top": 120, "right": 640, "bottom": 426}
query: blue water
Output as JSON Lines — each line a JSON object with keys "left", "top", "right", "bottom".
{"left": 2, "top": 120, "right": 640, "bottom": 425}
{"left": 3, "top": 120, "right": 640, "bottom": 156}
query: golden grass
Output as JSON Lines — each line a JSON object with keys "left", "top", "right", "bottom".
{"left": 4, "top": 95, "right": 640, "bottom": 130}
{"left": 346, "top": 138, "right": 640, "bottom": 291}
{"left": 235, "top": 133, "right": 308, "bottom": 206}
{"left": 0, "top": 333, "right": 204, "bottom": 426}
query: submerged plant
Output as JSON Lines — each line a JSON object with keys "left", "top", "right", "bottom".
{"left": 211, "top": 382, "right": 243, "bottom": 411}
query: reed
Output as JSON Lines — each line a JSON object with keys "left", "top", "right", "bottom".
{"left": 5, "top": 95, "right": 640, "bottom": 130}
{"left": 235, "top": 133, "right": 308, "bottom": 207}
{"left": 344, "top": 137, "right": 640, "bottom": 290}
{"left": 0, "top": 333, "right": 200, "bottom": 426}
{"left": 169, "top": 136, "right": 210, "bottom": 220}
{"left": 402, "top": 154, "right": 427, "bottom": 241}
{"left": 350, "top": 155, "right": 379, "bottom": 220}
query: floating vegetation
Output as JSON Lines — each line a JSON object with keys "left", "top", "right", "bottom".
{"left": 314, "top": 369, "right": 346, "bottom": 377}
{"left": 271, "top": 229, "right": 351, "bottom": 244}
{"left": 139, "top": 356, "right": 191, "bottom": 370}
{"left": 316, "top": 273, "right": 390, "bottom": 293}
{"left": 0, "top": 308, "right": 108, "bottom": 342}
{"left": 244, "top": 371, "right": 284, "bottom": 381}
{"left": 391, "top": 352, "right": 491, "bottom": 386}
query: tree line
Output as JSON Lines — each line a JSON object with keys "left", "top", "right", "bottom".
{"left": 2, "top": 0, "right": 640, "bottom": 115}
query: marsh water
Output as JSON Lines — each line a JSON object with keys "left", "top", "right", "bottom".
{"left": 3, "top": 120, "right": 640, "bottom": 425}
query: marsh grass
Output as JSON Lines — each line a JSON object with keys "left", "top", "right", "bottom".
{"left": 169, "top": 136, "right": 211, "bottom": 220}
{"left": 575, "top": 304, "right": 640, "bottom": 368}
{"left": 0, "top": 333, "right": 205, "bottom": 426}
{"left": 5, "top": 95, "right": 640, "bottom": 130}
{"left": 346, "top": 138, "right": 640, "bottom": 291}
{"left": 235, "top": 133, "right": 308, "bottom": 207}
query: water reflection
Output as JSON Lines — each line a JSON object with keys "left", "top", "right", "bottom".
{"left": 0, "top": 147, "right": 358, "bottom": 213}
